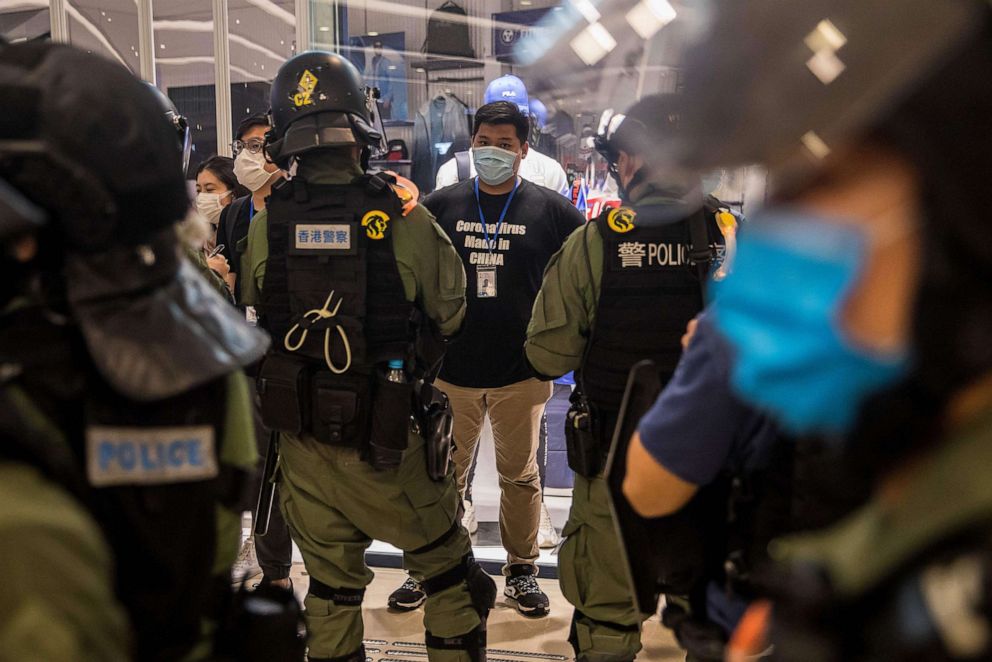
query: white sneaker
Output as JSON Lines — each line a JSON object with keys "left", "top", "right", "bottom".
{"left": 537, "top": 502, "right": 560, "bottom": 549}
{"left": 462, "top": 499, "right": 479, "bottom": 534}
{"left": 232, "top": 536, "right": 262, "bottom": 583}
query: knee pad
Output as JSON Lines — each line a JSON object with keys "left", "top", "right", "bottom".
{"left": 308, "top": 644, "right": 365, "bottom": 662}
{"left": 423, "top": 555, "right": 497, "bottom": 619}
{"left": 307, "top": 577, "right": 365, "bottom": 607}
{"left": 426, "top": 625, "right": 486, "bottom": 662}
{"left": 569, "top": 610, "right": 640, "bottom": 662}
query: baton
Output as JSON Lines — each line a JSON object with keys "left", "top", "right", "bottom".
{"left": 253, "top": 430, "right": 280, "bottom": 537}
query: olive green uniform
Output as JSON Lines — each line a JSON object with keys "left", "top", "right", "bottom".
{"left": 525, "top": 219, "right": 645, "bottom": 661}
{"left": 3, "top": 366, "right": 256, "bottom": 660}
{"left": 765, "top": 401, "right": 992, "bottom": 659}
{"left": 242, "top": 154, "right": 477, "bottom": 661}
{"left": 526, "top": 181, "right": 709, "bottom": 660}
{"left": 0, "top": 462, "right": 130, "bottom": 661}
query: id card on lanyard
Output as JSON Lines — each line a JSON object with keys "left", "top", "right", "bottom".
{"left": 474, "top": 177, "right": 519, "bottom": 299}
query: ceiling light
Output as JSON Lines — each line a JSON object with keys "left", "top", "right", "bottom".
{"left": 319, "top": 25, "right": 331, "bottom": 32}
{"left": 521, "top": 0, "right": 533, "bottom": 5}
{"left": 107, "top": 16, "right": 112, "bottom": 22}
{"left": 415, "top": 67, "right": 426, "bottom": 73}
{"left": 569, "top": 22, "right": 616, "bottom": 66}
{"left": 805, "top": 19, "right": 847, "bottom": 85}
{"left": 159, "top": 43, "right": 165, "bottom": 49}
{"left": 801, "top": 130, "right": 831, "bottom": 160}
{"left": 570, "top": 0, "right": 601, "bottom": 24}
{"left": 805, "top": 19, "right": 846, "bottom": 53}
{"left": 625, "top": 0, "right": 676, "bottom": 40}
{"left": 235, "top": 18, "right": 240, "bottom": 24}
{"left": 368, "top": 31, "right": 379, "bottom": 36}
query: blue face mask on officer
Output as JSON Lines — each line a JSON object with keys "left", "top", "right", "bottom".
{"left": 472, "top": 146, "right": 519, "bottom": 186}
{"left": 711, "top": 209, "right": 912, "bottom": 437}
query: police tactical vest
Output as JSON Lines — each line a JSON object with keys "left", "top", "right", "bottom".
{"left": 579, "top": 204, "right": 717, "bottom": 442}
{"left": 257, "top": 175, "right": 418, "bottom": 451}
{"left": 0, "top": 306, "right": 236, "bottom": 662}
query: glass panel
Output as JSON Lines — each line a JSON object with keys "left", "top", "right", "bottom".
{"left": 0, "top": 6, "right": 51, "bottom": 43}
{"left": 153, "top": 0, "right": 217, "bottom": 177}
{"left": 228, "top": 0, "right": 297, "bottom": 143}
{"left": 65, "top": 0, "right": 140, "bottom": 75}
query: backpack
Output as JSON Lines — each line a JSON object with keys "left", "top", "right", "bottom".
{"left": 423, "top": 1, "right": 475, "bottom": 59}
{"left": 454, "top": 150, "right": 471, "bottom": 181}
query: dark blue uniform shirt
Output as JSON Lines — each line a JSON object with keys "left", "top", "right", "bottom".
{"left": 637, "top": 310, "right": 780, "bottom": 484}
{"left": 636, "top": 309, "right": 782, "bottom": 634}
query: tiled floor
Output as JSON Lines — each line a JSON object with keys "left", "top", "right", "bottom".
{"left": 284, "top": 565, "right": 686, "bottom": 661}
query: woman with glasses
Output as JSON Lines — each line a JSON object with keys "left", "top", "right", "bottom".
{"left": 217, "top": 114, "right": 284, "bottom": 303}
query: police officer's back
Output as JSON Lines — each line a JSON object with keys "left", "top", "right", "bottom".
{"left": 242, "top": 51, "right": 495, "bottom": 662}
{"left": 525, "top": 94, "right": 732, "bottom": 662}
{"left": 0, "top": 42, "right": 268, "bottom": 660}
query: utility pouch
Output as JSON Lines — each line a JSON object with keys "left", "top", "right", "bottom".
{"left": 311, "top": 372, "right": 361, "bottom": 446}
{"left": 416, "top": 381, "right": 453, "bottom": 481}
{"left": 565, "top": 395, "right": 602, "bottom": 478}
{"left": 256, "top": 354, "right": 311, "bottom": 435}
{"left": 368, "top": 372, "right": 414, "bottom": 470}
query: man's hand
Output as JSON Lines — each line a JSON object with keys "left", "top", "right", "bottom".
{"left": 681, "top": 316, "right": 700, "bottom": 350}
{"left": 207, "top": 253, "right": 230, "bottom": 279}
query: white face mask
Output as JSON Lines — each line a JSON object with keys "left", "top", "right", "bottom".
{"left": 234, "top": 149, "right": 276, "bottom": 192}
{"left": 195, "top": 190, "right": 232, "bottom": 225}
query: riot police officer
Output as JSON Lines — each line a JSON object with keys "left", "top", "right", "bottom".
{"left": 670, "top": 1, "right": 992, "bottom": 660}
{"left": 0, "top": 43, "right": 268, "bottom": 660}
{"left": 524, "top": 94, "right": 730, "bottom": 662}
{"left": 240, "top": 51, "right": 495, "bottom": 662}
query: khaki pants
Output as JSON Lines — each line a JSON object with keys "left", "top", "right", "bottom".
{"left": 437, "top": 377, "right": 553, "bottom": 570}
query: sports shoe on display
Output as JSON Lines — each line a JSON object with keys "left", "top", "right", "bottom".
{"left": 462, "top": 498, "right": 479, "bottom": 534}
{"left": 388, "top": 577, "right": 427, "bottom": 611}
{"left": 504, "top": 565, "right": 550, "bottom": 617}
{"left": 231, "top": 536, "right": 262, "bottom": 583}
{"left": 537, "top": 502, "right": 560, "bottom": 549}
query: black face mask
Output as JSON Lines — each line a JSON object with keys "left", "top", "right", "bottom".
{"left": 610, "top": 161, "right": 647, "bottom": 205}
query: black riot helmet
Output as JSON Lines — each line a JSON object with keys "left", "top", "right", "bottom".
{"left": 595, "top": 94, "right": 689, "bottom": 203}
{"left": 675, "top": 0, "right": 985, "bottom": 192}
{"left": 677, "top": 0, "right": 992, "bottom": 446}
{"left": 266, "top": 50, "right": 382, "bottom": 169}
{"left": 0, "top": 42, "right": 267, "bottom": 400}
{"left": 146, "top": 82, "right": 193, "bottom": 176}
{"left": 0, "top": 42, "right": 190, "bottom": 251}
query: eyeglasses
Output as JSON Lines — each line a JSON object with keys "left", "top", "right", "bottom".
{"left": 232, "top": 138, "right": 265, "bottom": 156}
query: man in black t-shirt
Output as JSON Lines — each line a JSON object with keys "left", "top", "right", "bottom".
{"left": 389, "top": 101, "right": 583, "bottom": 618}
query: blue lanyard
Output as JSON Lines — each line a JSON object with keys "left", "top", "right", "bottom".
{"left": 474, "top": 177, "right": 519, "bottom": 254}
{"left": 249, "top": 198, "right": 255, "bottom": 220}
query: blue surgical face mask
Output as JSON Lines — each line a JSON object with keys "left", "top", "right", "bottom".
{"left": 472, "top": 146, "right": 518, "bottom": 186}
{"left": 711, "top": 209, "right": 911, "bottom": 437}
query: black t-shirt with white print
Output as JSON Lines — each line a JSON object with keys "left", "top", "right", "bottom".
{"left": 424, "top": 177, "right": 584, "bottom": 388}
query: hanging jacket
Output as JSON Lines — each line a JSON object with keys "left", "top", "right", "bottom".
{"left": 412, "top": 94, "right": 470, "bottom": 194}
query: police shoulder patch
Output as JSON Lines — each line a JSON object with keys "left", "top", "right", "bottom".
{"left": 362, "top": 209, "right": 391, "bottom": 240}
{"left": 86, "top": 425, "right": 219, "bottom": 487}
{"left": 607, "top": 207, "right": 637, "bottom": 234}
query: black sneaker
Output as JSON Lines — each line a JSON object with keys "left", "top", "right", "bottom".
{"left": 504, "top": 565, "right": 550, "bottom": 617}
{"left": 388, "top": 577, "right": 426, "bottom": 611}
